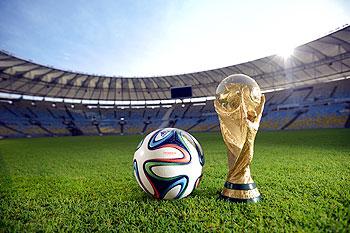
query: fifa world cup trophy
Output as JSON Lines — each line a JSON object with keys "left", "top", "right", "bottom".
{"left": 214, "top": 74, "right": 265, "bottom": 203}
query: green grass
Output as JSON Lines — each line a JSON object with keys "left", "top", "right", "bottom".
{"left": 0, "top": 129, "right": 349, "bottom": 232}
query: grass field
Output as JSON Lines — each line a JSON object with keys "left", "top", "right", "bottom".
{"left": 0, "top": 129, "right": 349, "bottom": 232}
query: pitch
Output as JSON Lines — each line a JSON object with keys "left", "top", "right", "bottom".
{"left": 0, "top": 129, "right": 349, "bottom": 231}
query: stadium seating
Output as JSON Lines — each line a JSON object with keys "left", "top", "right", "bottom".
{"left": 0, "top": 79, "right": 349, "bottom": 138}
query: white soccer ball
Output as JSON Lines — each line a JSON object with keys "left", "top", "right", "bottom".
{"left": 133, "top": 128, "right": 205, "bottom": 200}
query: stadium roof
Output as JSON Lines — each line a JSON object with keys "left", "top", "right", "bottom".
{"left": 0, "top": 25, "right": 349, "bottom": 101}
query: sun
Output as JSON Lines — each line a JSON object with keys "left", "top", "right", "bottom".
{"left": 277, "top": 46, "right": 295, "bottom": 59}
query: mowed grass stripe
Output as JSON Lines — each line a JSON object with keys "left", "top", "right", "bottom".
{"left": 0, "top": 129, "right": 349, "bottom": 232}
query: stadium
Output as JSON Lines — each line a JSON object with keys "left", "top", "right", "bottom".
{"left": 1, "top": 26, "right": 350, "bottom": 137}
{"left": 0, "top": 2, "right": 349, "bottom": 232}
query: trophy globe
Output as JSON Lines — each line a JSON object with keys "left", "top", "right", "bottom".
{"left": 216, "top": 74, "right": 262, "bottom": 123}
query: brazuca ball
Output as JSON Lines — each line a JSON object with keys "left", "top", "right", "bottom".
{"left": 133, "top": 128, "right": 204, "bottom": 200}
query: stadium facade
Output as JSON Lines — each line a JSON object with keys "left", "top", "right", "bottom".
{"left": 0, "top": 25, "right": 349, "bottom": 138}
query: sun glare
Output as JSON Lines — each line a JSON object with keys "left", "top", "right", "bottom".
{"left": 277, "top": 46, "right": 295, "bottom": 59}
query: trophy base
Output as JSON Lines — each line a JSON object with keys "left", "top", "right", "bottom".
{"left": 219, "top": 182, "right": 261, "bottom": 203}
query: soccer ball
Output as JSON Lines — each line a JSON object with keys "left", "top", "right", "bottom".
{"left": 133, "top": 128, "right": 205, "bottom": 200}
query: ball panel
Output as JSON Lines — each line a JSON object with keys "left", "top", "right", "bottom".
{"left": 194, "top": 175, "right": 203, "bottom": 189}
{"left": 188, "top": 134, "right": 205, "bottom": 166}
{"left": 164, "top": 185, "right": 182, "bottom": 200}
{"left": 133, "top": 160, "right": 153, "bottom": 196}
{"left": 148, "top": 129, "right": 174, "bottom": 150}
{"left": 144, "top": 172, "right": 189, "bottom": 199}
{"left": 133, "top": 146, "right": 156, "bottom": 196}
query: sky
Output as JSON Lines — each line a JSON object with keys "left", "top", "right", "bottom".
{"left": 0, "top": 0, "right": 349, "bottom": 77}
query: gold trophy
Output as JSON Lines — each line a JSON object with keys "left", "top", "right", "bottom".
{"left": 214, "top": 74, "right": 265, "bottom": 203}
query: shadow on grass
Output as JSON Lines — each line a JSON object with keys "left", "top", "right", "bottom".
{"left": 129, "top": 185, "right": 222, "bottom": 203}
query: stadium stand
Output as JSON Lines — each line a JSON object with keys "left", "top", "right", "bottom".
{"left": 0, "top": 78, "right": 349, "bottom": 138}
{"left": 0, "top": 25, "right": 349, "bottom": 138}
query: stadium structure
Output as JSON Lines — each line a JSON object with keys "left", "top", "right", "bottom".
{"left": 0, "top": 25, "right": 349, "bottom": 138}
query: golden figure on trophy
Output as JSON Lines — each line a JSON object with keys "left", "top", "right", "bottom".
{"left": 214, "top": 74, "right": 265, "bottom": 203}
